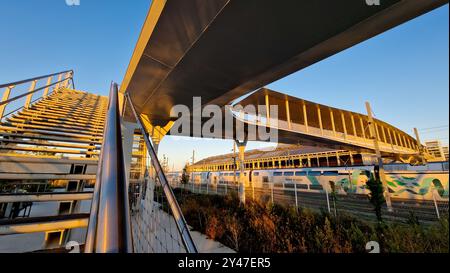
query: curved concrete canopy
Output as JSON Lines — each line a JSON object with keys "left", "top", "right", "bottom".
{"left": 121, "top": 0, "right": 447, "bottom": 125}
{"left": 235, "top": 88, "right": 421, "bottom": 157}
{"left": 157, "top": 87, "right": 425, "bottom": 160}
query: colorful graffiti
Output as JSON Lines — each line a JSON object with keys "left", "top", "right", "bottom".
{"left": 385, "top": 174, "right": 449, "bottom": 200}
{"left": 332, "top": 171, "right": 449, "bottom": 200}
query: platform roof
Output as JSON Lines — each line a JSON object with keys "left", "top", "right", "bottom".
{"left": 193, "top": 145, "right": 345, "bottom": 166}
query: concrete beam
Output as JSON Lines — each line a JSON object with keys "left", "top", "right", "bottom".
{"left": 0, "top": 192, "right": 93, "bottom": 203}
{"left": 0, "top": 174, "right": 96, "bottom": 180}
{"left": 0, "top": 214, "right": 89, "bottom": 235}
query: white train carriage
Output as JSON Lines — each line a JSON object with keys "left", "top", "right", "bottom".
{"left": 217, "top": 171, "right": 241, "bottom": 185}
{"left": 250, "top": 167, "right": 373, "bottom": 193}
{"left": 165, "top": 172, "right": 181, "bottom": 185}
{"left": 209, "top": 172, "right": 220, "bottom": 185}
{"left": 190, "top": 172, "right": 210, "bottom": 184}
{"left": 190, "top": 163, "right": 449, "bottom": 201}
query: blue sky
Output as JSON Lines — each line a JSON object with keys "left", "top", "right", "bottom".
{"left": 0, "top": 1, "right": 448, "bottom": 170}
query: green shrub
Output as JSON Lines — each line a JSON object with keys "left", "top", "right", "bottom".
{"left": 174, "top": 190, "right": 448, "bottom": 253}
{"left": 366, "top": 174, "right": 385, "bottom": 222}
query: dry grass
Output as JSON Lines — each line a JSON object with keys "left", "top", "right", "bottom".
{"left": 174, "top": 189, "right": 449, "bottom": 253}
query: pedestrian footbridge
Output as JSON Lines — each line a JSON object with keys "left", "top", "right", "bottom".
{"left": 0, "top": 0, "right": 447, "bottom": 253}
{"left": 232, "top": 88, "right": 433, "bottom": 163}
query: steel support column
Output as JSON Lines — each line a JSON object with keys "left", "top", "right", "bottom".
{"left": 235, "top": 139, "right": 247, "bottom": 204}
{"left": 366, "top": 102, "right": 392, "bottom": 211}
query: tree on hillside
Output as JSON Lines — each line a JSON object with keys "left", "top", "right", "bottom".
{"left": 366, "top": 170, "right": 385, "bottom": 222}
{"left": 181, "top": 164, "right": 190, "bottom": 184}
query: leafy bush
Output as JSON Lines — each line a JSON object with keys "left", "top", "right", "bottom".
{"left": 174, "top": 189, "right": 449, "bottom": 253}
{"left": 366, "top": 174, "right": 385, "bottom": 222}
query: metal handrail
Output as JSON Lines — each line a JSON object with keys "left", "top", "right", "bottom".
{"left": 85, "top": 82, "right": 132, "bottom": 253}
{"left": 0, "top": 70, "right": 74, "bottom": 121}
{"left": 0, "top": 77, "right": 72, "bottom": 107}
{"left": 0, "top": 70, "right": 72, "bottom": 89}
{"left": 126, "top": 92, "right": 198, "bottom": 253}
{"left": 84, "top": 94, "right": 108, "bottom": 253}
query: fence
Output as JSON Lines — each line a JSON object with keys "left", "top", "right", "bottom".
{"left": 172, "top": 181, "right": 449, "bottom": 224}
{"left": 130, "top": 177, "right": 193, "bottom": 253}
{"left": 126, "top": 93, "right": 197, "bottom": 254}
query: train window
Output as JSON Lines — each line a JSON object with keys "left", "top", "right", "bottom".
{"left": 323, "top": 171, "right": 339, "bottom": 176}
{"left": 308, "top": 171, "right": 321, "bottom": 176}
{"left": 263, "top": 176, "right": 269, "bottom": 183}
{"left": 310, "top": 185, "right": 324, "bottom": 190}
{"left": 274, "top": 172, "right": 283, "bottom": 176}
{"left": 254, "top": 172, "right": 259, "bottom": 176}
{"left": 71, "top": 164, "right": 86, "bottom": 175}
{"left": 67, "top": 181, "right": 79, "bottom": 192}
{"left": 284, "top": 172, "right": 294, "bottom": 176}
{"left": 295, "top": 171, "right": 307, "bottom": 176}
{"left": 296, "top": 184, "right": 308, "bottom": 189}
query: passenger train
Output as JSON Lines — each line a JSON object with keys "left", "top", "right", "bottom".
{"left": 169, "top": 162, "right": 449, "bottom": 201}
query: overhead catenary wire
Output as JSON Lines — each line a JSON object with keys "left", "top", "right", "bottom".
{"left": 419, "top": 125, "right": 449, "bottom": 131}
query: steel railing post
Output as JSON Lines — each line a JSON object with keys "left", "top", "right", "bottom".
{"left": 55, "top": 73, "right": 63, "bottom": 92}
{"left": 432, "top": 187, "right": 440, "bottom": 220}
{"left": 271, "top": 183, "right": 274, "bottom": 204}
{"left": 24, "top": 80, "right": 37, "bottom": 108}
{"left": 294, "top": 183, "right": 298, "bottom": 212}
{"left": 43, "top": 76, "right": 53, "bottom": 98}
{"left": 64, "top": 72, "right": 70, "bottom": 88}
{"left": 325, "top": 189, "right": 331, "bottom": 213}
{"left": 252, "top": 182, "right": 255, "bottom": 200}
{"left": 0, "top": 86, "right": 14, "bottom": 121}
